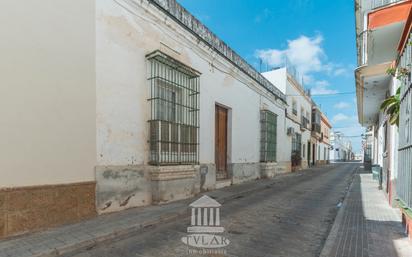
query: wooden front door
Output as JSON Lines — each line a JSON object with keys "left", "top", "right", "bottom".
{"left": 215, "top": 105, "right": 228, "bottom": 179}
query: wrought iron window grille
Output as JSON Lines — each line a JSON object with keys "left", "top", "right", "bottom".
{"left": 146, "top": 50, "right": 200, "bottom": 165}
{"left": 260, "top": 110, "right": 277, "bottom": 162}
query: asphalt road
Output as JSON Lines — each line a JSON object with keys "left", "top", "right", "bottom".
{"left": 65, "top": 163, "right": 359, "bottom": 257}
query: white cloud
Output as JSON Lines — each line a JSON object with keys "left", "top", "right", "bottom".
{"left": 332, "top": 113, "right": 350, "bottom": 123}
{"left": 334, "top": 101, "right": 351, "bottom": 109}
{"left": 311, "top": 80, "right": 338, "bottom": 95}
{"left": 333, "top": 68, "right": 347, "bottom": 76}
{"left": 255, "top": 34, "right": 341, "bottom": 94}
{"left": 256, "top": 35, "right": 325, "bottom": 76}
{"left": 332, "top": 113, "right": 358, "bottom": 124}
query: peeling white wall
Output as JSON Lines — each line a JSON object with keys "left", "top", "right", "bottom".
{"left": 0, "top": 0, "right": 96, "bottom": 187}
{"left": 96, "top": 0, "right": 288, "bottom": 166}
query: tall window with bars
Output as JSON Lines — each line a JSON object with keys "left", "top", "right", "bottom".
{"left": 260, "top": 110, "right": 277, "bottom": 162}
{"left": 292, "top": 133, "right": 302, "bottom": 155}
{"left": 291, "top": 132, "right": 302, "bottom": 166}
{"left": 146, "top": 51, "right": 200, "bottom": 165}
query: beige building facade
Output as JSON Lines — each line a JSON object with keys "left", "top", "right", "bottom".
{"left": 317, "top": 114, "right": 332, "bottom": 164}
{"left": 0, "top": 0, "right": 96, "bottom": 238}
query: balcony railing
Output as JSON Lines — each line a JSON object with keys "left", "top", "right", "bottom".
{"left": 358, "top": 30, "right": 369, "bottom": 66}
{"left": 366, "top": 0, "right": 404, "bottom": 10}
{"left": 312, "top": 123, "right": 321, "bottom": 134}
{"left": 301, "top": 116, "right": 309, "bottom": 130}
{"left": 397, "top": 30, "right": 412, "bottom": 210}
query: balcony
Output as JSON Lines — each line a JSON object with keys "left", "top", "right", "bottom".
{"left": 356, "top": 0, "right": 410, "bottom": 66}
{"left": 301, "top": 116, "right": 309, "bottom": 131}
{"left": 358, "top": 30, "right": 369, "bottom": 66}
{"left": 365, "top": 0, "right": 404, "bottom": 11}
{"left": 312, "top": 123, "right": 321, "bottom": 134}
{"left": 355, "top": 0, "right": 411, "bottom": 125}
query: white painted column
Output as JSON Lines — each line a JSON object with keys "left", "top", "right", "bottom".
{"left": 191, "top": 208, "right": 196, "bottom": 225}
{"left": 209, "top": 208, "right": 214, "bottom": 226}
{"left": 215, "top": 208, "right": 220, "bottom": 226}
{"left": 197, "top": 208, "right": 202, "bottom": 226}
{"left": 203, "top": 208, "right": 208, "bottom": 225}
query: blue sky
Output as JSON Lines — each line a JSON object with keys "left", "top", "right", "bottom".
{"left": 177, "top": 0, "right": 364, "bottom": 153}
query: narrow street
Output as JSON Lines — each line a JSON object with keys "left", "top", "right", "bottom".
{"left": 65, "top": 163, "right": 358, "bottom": 257}
{"left": 3, "top": 0, "right": 412, "bottom": 256}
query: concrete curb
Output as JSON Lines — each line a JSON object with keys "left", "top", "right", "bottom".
{"left": 33, "top": 177, "right": 278, "bottom": 257}
{"left": 319, "top": 167, "right": 357, "bottom": 257}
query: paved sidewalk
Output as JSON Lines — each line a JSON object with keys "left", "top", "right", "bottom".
{"left": 320, "top": 167, "right": 412, "bottom": 257}
{"left": 0, "top": 168, "right": 310, "bottom": 257}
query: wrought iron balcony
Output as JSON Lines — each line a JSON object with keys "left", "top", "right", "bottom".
{"left": 301, "top": 116, "right": 309, "bottom": 130}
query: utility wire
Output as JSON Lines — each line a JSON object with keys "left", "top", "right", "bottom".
{"left": 286, "top": 91, "right": 356, "bottom": 96}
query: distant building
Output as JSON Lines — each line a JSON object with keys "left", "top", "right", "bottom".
{"left": 263, "top": 67, "right": 333, "bottom": 169}
{"left": 329, "top": 132, "right": 353, "bottom": 162}
{"left": 318, "top": 113, "right": 332, "bottom": 164}
{"left": 263, "top": 67, "right": 313, "bottom": 171}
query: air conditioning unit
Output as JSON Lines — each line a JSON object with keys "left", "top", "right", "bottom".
{"left": 287, "top": 127, "right": 295, "bottom": 136}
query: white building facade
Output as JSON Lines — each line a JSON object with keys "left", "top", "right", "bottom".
{"left": 329, "top": 132, "right": 353, "bottom": 162}
{"left": 263, "top": 67, "right": 312, "bottom": 171}
{"left": 0, "top": 0, "right": 291, "bottom": 238}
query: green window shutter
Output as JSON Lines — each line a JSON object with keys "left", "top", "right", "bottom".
{"left": 260, "top": 110, "right": 277, "bottom": 162}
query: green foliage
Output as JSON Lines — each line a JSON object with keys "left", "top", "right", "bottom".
{"left": 382, "top": 66, "right": 409, "bottom": 127}
{"left": 380, "top": 87, "right": 400, "bottom": 127}
{"left": 386, "top": 67, "right": 397, "bottom": 77}
{"left": 386, "top": 67, "right": 409, "bottom": 80}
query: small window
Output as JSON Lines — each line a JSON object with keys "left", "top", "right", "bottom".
{"left": 291, "top": 133, "right": 302, "bottom": 166}
{"left": 292, "top": 133, "right": 302, "bottom": 154}
{"left": 292, "top": 100, "right": 297, "bottom": 116}
{"left": 260, "top": 110, "right": 277, "bottom": 162}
